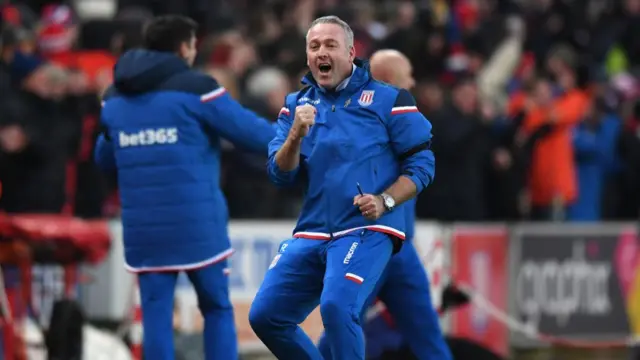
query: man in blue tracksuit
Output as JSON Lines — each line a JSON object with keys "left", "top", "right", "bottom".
{"left": 248, "top": 17, "right": 436, "bottom": 360}
{"left": 316, "top": 49, "right": 452, "bottom": 360}
{"left": 94, "top": 15, "right": 275, "bottom": 360}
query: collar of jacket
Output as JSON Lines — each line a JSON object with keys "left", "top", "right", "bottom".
{"left": 301, "top": 57, "right": 371, "bottom": 94}
{"left": 328, "top": 63, "right": 356, "bottom": 91}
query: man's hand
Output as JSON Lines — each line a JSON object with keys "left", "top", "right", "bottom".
{"left": 493, "top": 147, "right": 512, "bottom": 170}
{"left": 289, "top": 104, "right": 316, "bottom": 140}
{"left": 274, "top": 105, "right": 315, "bottom": 172}
{"left": 354, "top": 194, "right": 385, "bottom": 220}
{"left": 0, "top": 125, "right": 28, "bottom": 153}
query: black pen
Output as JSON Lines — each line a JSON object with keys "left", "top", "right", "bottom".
{"left": 356, "top": 183, "right": 368, "bottom": 231}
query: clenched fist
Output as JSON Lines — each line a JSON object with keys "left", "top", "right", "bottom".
{"left": 289, "top": 104, "right": 316, "bottom": 140}
{"left": 354, "top": 194, "right": 385, "bottom": 220}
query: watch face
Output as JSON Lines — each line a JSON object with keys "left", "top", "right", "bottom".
{"left": 384, "top": 195, "right": 395, "bottom": 208}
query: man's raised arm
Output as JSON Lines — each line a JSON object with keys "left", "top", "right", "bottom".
{"left": 267, "top": 102, "right": 315, "bottom": 187}
{"left": 196, "top": 76, "right": 276, "bottom": 153}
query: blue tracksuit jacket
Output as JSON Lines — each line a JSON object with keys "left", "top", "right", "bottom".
{"left": 94, "top": 49, "right": 276, "bottom": 272}
{"left": 568, "top": 115, "right": 621, "bottom": 221}
{"left": 268, "top": 59, "right": 435, "bottom": 243}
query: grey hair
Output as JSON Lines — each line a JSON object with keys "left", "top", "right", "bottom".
{"left": 306, "top": 15, "right": 354, "bottom": 49}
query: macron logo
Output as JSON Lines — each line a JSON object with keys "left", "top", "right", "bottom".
{"left": 119, "top": 128, "right": 178, "bottom": 148}
{"left": 298, "top": 97, "right": 320, "bottom": 105}
{"left": 343, "top": 242, "right": 359, "bottom": 264}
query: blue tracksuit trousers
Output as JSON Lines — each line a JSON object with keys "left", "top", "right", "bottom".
{"left": 249, "top": 230, "right": 393, "bottom": 360}
{"left": 137, "top": 260, "right": 237, "bottom": 360}
{"left": 317, "top": 241, "right": 452, "bottom": 359}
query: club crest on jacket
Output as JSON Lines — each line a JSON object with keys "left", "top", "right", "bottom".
{"left": 358, "top": 90, "right": 375, "bottom": 107}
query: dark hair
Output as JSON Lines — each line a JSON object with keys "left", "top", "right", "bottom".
{"left": 452, "top": 74, "right": 476, "bottom": 89}
{"left": 1, "top": 25, "right": 19, "bottom": 49}
{"left": 143, "top": 15, "right": 197, "bottom": 53}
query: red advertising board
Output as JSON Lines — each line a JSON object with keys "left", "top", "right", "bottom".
{"left": 450, "top": 226, "right": 509, "bottom": 357}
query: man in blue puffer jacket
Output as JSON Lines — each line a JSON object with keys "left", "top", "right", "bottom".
{"left": 248, "top": 16, "right": 436, "bottom": 360}
{"left": 94, "top": 15, "right": 275, "bottom": 360}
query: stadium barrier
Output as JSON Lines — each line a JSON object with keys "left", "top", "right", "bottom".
{"left": 0, "top": 214, "right": 111, "bottom": 360}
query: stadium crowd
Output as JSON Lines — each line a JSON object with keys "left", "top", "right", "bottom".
{"left": 1, "top": 0, "right": 640, "bottom": 223}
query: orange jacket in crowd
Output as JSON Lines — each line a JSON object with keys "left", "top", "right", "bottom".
{"left": 507, "top": 91, "right": 527, "bottom": 118}
{"left": 46, "top": 50, "right": 116, "bottom": 86}
{"left": 522, "top": 90, "right": 590, "bottom": 206}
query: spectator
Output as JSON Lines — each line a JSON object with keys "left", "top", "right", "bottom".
{"left": 415, "top": 79, "right": 444, "bottom": 117}
{"left": 567, "top": 99, "right": 622, "bottom": 221}
{"left": 524, "top": 44, "right": 590, "bottom": 220}
{"left": 618, "top": 100, "right": 640, "bottom": 219}
{"left": 0, "top": 53, "right": 74, "bottom": 213}
{"left": 421, "top": 76, "right": 491, "bottom": 222}
{"left": 244, "top": 66, "right": 291, "bottom": 119}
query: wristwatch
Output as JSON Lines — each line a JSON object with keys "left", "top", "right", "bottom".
{"left": 379, "top": 193, "right": 395, "bottom": 212}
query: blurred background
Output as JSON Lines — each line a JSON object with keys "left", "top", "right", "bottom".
{"left": 0, "top": 0, "right": 640, "bottom": 359}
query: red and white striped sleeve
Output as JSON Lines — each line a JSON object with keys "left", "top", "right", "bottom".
{"left": 200, "top": 86, "right": 227, "bottom": 103}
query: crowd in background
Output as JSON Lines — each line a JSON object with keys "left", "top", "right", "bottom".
{"left": 1, "top": 0, "right": 640, "bottom": 223}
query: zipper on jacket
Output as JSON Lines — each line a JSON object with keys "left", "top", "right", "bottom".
{"left": 324, "top": 91, "right": 352, "bottom": 238}
{"left": 324, "top": 94, "right": 339, "bottom": 237}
